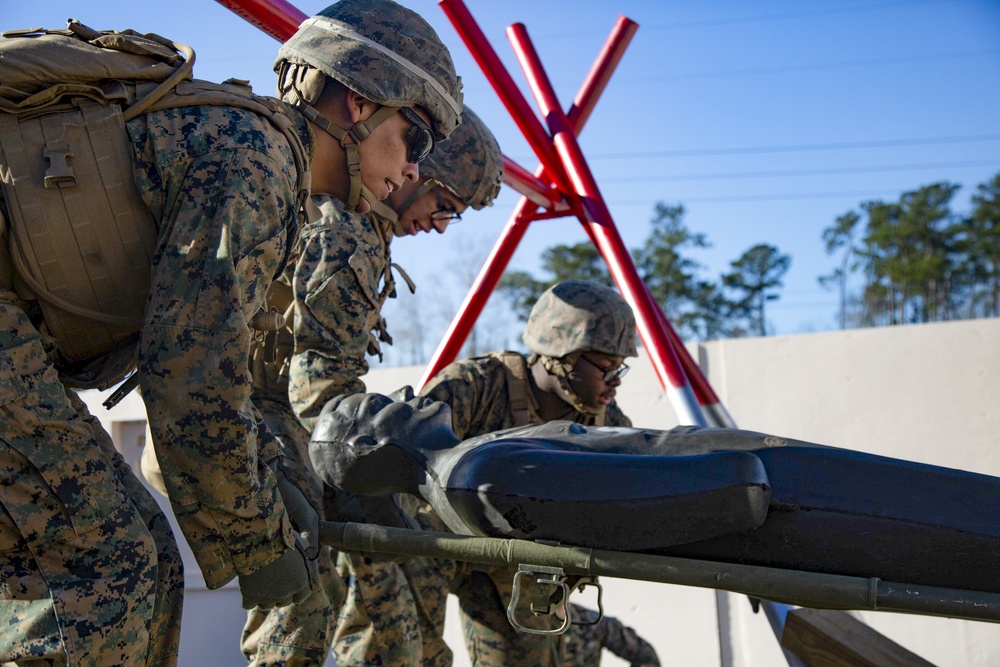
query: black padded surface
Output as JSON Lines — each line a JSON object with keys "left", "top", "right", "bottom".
{"left": 445, "top": 442, "right": 771, "bottom": 550}
{"left": 661, "top": 446, "right": 1000, "bottom": 594}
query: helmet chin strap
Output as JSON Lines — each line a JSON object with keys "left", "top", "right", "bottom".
{"left": 367, "top": 200, "right": 407, "bottom": 237}
{"left": 301, "top": 103, "right": 400, "bottom": 212}
{"left": 540, "top": 354, "right": 605, "bottom": 418}
{"left": 368, "top": 179, "right": 441, "bottom": 238}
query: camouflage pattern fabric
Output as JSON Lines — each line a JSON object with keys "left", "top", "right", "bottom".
{"left": 398, "top": 494, "right": 459, "bottom": 667}
{"left": 284, "top": 201, "right": 396, "bottom": 432}
{"left": 250, "top": 199, "right": 439, "bottom": 665}
{"left": 450, "top": 569, "right": 561, "bottom": 667}
{"left": 242, "top": 196, "right": 381, "bottom": 665}
{"left": 126, "top": 103, "right": 311, "bottom": 590}
{"left": 0, "top": 294, "right": 183, "bottom": 665}
{"left": 327, "top": 495, "right": 456, "bottom": 667}
{"left": 420, "top": 352, "right": 631, "bottom": 441}
{"left": 560, "top": 604, "right": 660, "bottom": 667}
{"left": 421, "top": 106, "right": 502, "bottom": 210}
{"left": 523, "top": 280, "right": 638, "bottom": 360}
{"left": 241, "top": 395, "right": 346, "bottom": 666}
{"left": 332, "top": 552, "right": 424, "bottom": 666}
{"left": 420, "top": 352, "right": 631, "bottom": 667}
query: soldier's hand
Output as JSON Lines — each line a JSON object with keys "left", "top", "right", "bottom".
{"left": 237, "top": 534, "right": 319, "bottom": 610}
{"left": 273, "top": 465, "right": 320, "bottom": 559}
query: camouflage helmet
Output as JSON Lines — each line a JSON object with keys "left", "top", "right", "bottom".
{"left": 275, "top": 0, "right": 463, "bottom": 140}
{"left": 523, "top": 280, "right": 638, "bottom": 359}
{"left": 421, "top": 106, "right": 503, "bottom": 210}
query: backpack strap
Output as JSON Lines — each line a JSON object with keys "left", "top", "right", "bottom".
{"left": 494, "top": 351, "right": 534, "bottom": 427}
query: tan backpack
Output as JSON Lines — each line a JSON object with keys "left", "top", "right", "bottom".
{"left": 0, "top": 20, "right": 308, "bottom": 389}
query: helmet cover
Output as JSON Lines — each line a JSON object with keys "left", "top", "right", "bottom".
{"left": 276, "top": 0, "right": 463, "bottom": 139}
{"left": 523, "top": 280, "right": 638, "bottom": 359}
{"left": 421, "top": 106, "right": 502, "bottom": 210}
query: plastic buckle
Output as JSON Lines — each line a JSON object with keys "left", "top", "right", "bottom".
{"left": 43, "top": 146, "right": 76, "bottom": 189}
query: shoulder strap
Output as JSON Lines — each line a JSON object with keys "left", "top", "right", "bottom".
{"left": 493, "top": 351, "right": 533, "bottom": 427}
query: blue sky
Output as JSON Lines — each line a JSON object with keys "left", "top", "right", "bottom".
{"left": 8, "top": 0, "right": 999, "bottom": 355}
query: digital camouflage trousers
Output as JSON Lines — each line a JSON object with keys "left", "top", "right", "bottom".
{"left": 0, "top": 297, "right": 183, "bottom": 666}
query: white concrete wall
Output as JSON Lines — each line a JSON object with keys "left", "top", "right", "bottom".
{"left": 81, "top": 317, "right": 1000, "bottom": 666}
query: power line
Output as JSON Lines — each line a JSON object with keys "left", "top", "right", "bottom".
{"left": 608, "top": 189, "right": 913, "bottom": 205}
{"left": 532, "top": 0, "right": 962, "bottom": 39}
{"left": 579, "top": 134, "right": 1000, "bottom": 160}
{"left": 615, "top": 49, "right": 1000, "bottom": 84}
{"left": 597, "top": 159, "right": 999, "bottom": 184}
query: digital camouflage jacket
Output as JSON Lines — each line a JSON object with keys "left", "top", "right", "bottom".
{"left": 420, "top": 351, "right": 631, "bottom": 439}
{"left": 251, "top": 200, "right": 398, "bottom": 432}
{"left": 128, "top": 102, "right": 311, "bottom": 589}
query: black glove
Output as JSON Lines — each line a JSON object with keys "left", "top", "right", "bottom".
{"left": 273, "top": 464, "right": 320, "bottom": 560}
{"left": 237, "top": 534, "right": 319, "bottom": 610}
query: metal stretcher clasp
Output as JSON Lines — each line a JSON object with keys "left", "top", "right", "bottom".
{"left": 569, "top": 577, "right": 604, "bottom": 627}
{"left": 507, "top": 564, "right": 571, "bottom": 636}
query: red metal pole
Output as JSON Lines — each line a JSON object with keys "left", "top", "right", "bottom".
{"left": 507, "top": 22, "right": 705, "bottom": 426}
{"left": 566, "top": 16, "right": 638, "bottom": 131}
{"left": 437, "top": 0, "right": 575, "bottom": 198}
{"left": 513, "top": 15, "right": 639, "bottom": 198}
{"left": 573, "top": 219, "right": 730, "bottom": 423}
{"left": 502, "top": 156, "right": 568, "bottom": 212}
{"left": 214, "top": 0, "right": 305, "bottom": 41}
{"left": 424, "top": 8, "right": 638, "bottom": 387}
{"left": 654, "top": 307, "right": 736, "bottom": 427}
{"left": 416, "top": 206, "right": 534, "bottom": 389}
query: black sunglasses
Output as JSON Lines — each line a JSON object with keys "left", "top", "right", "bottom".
{"left": 430, "top": 188, "right": 462, "bottom": 223}
{"left": 578, "top": 354, "right": 630, "bottom": 383}
{"left": 398, "top": 107, "right": 435, "bottom": 163}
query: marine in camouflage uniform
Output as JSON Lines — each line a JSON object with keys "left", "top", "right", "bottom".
{"left": 0, "top": 81, "right": 309, "bottom": 667}
{"left": 325, "top": 105, "right": 502, "bottom": 667}
{"left": 243, "top": 197, "right": 402, "bottom": 667}
{"left": 228, "top": 1, "right": 466, "bottom": 665}
{"left": 560, "top": 604, "right": 660, "bottom": 667}
{"left": 1, "top": 1, "right": 460, "bottom": 661}
{"left": 420, "top": 280, "right": 637, "bottom": 667}
{"left": 240, "top": 44, "right": 496, "bottom": 667}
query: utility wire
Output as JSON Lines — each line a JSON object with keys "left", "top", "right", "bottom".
{"left": 597, "top": 159, "right": 999, "bottom": 184}
{"left": 533, "top": 0, "right": 963, "bottom": 39}
{"left": 579, "top": 134, "right": 1000, "bottom": 160}
{"left": 608, "top": 189, "right": 921, "bottom": 205}
{"left": 616, "top": 49, "right": 1000, "bottom": 84}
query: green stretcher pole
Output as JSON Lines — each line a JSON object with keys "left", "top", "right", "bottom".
{"left": 319, "top": 520, "right": 1000, "bottom": 625}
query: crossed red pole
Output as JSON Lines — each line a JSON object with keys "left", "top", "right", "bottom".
{"left": 213, "top": 0, "right": 736, "bottom": 427}
{"left": 432, "top": 0, "right": 717, "bottom": 427}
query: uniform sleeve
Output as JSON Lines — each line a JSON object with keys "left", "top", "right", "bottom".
{"left": 286, "top": 206, "right": 388, "bottom": 432}
{"left": 420, "top": 358, "right": 496, "bottom": 440}
{"left": 598, "top": 614, "right": 660, "bottom": 666}
{"left": 131, "top": 106, "right": 297, "bottom": 589}
{"left": 605, "top": 400, "right": 633, "bottom": 427}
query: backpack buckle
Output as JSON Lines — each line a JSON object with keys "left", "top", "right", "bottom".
{"left": 43, "top": 146, "right": 76, "bottom": 188}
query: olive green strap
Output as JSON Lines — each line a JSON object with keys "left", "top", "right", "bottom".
{"left": 301, "top": 103, "right": 399, "bottom": 211}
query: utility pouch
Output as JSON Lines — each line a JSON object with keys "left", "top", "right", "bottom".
{"left": 0, "top": 100, "right": 158, "bottom": 388}
{"left": 0, "top": 20, "right": 192, "bottom": 389}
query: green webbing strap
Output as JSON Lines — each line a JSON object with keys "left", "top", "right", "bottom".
{"left": 120, "top": 36, "right": 195, "bottom": 122}
{"left": 301, "top": 103, "right": 400, "bottom": 211}
{"left": 394, "top": 178, "right": 439, "bottom": 218}
{"left": 498, "top": 351, "right": 532, "bottom": 427}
